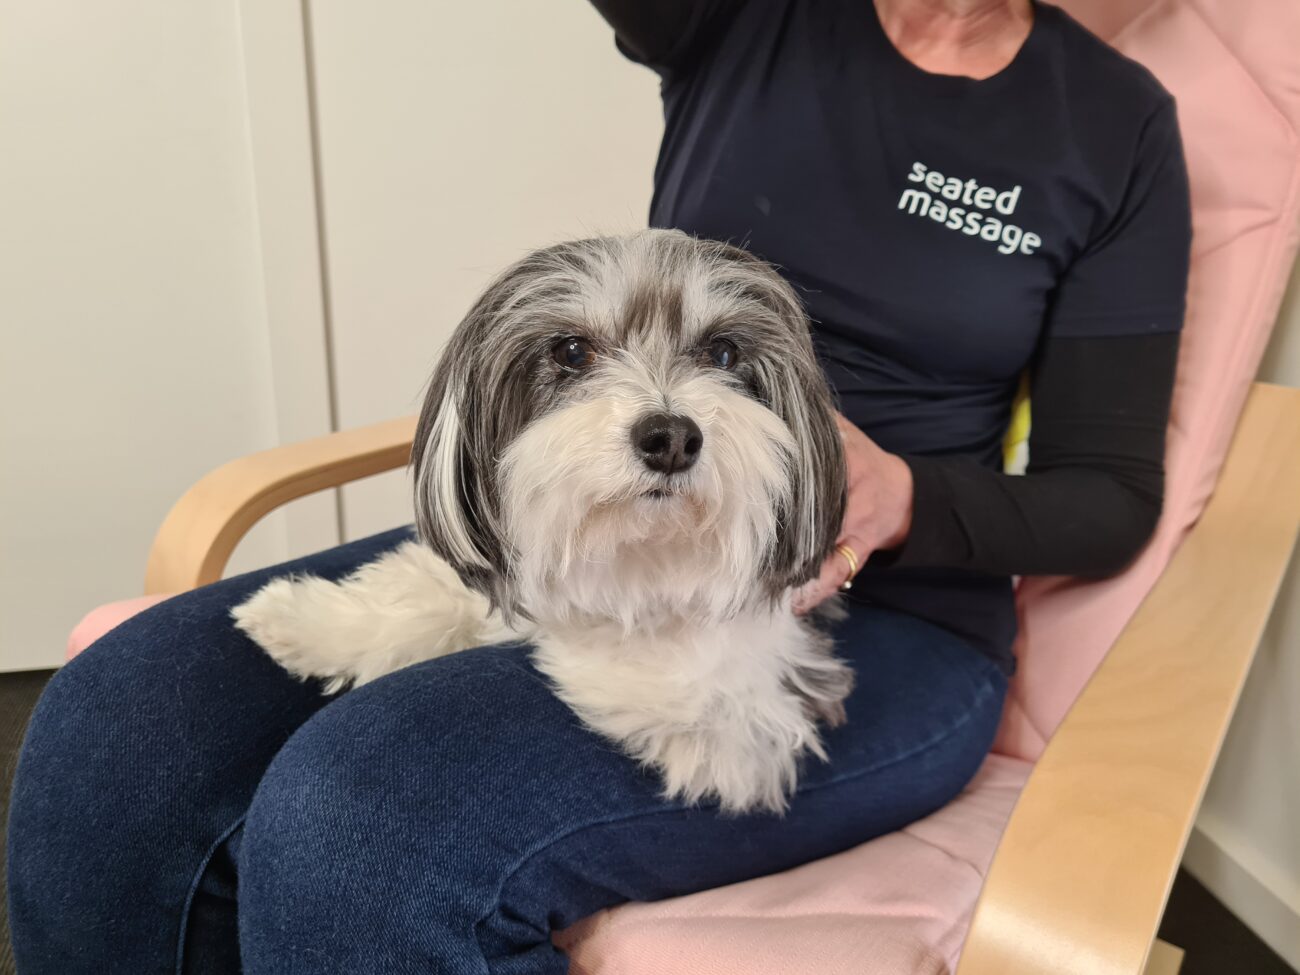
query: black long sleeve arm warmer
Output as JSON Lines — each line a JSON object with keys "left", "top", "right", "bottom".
{"left": 889, "top": 331, "right": 1180, "bottom": 577}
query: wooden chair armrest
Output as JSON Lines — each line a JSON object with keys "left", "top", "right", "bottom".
{"left": 957, "top": 382, "right": 1300, "bottom": 975}
{"left": 144, "top": 416, "right": 418, "bottom": 593}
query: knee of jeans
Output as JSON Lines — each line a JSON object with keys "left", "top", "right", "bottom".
{"left": 11, "top": 596, "right": 215, "bottom": 834}
{"left": 243, "top": 677, "right": 455, "bottom": 852}
{"left": 239, "top": 651, "right": 569, "bottom": 883}
{"left": 15, "top": 628, "right": 149, "bottom": 796}
{"left": 236, "top": 679, "right": 473, "bottom": 947}
{"left": 10, "top": 585, "right": 311, "bottom": 861}
{"left": 6, "top": 621, "right": 181, "bottom": 928}
{"left": 19, "top": 590, "right": 231, "bottom": 762}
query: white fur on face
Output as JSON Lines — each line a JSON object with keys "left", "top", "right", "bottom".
{"left": 410, "top": 230, "right": 846, "bottom": 612}
{"left": 501, "top": 351, "right": 795, "bottom": 630}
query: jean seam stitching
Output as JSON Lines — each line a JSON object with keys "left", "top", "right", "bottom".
{"left": 175, "top": 816, "right": 246, "bottom": 975}
{"left": 474, "top": 669, "right": 1006, "bottom": 948}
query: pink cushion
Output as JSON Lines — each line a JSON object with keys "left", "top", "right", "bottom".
{"left": 65, "top": 594, "right": 174, "bottom": 661}
{"left": 557, "top": 756, "right": 1031, "bottom": 975}
{"left": 995, "top": 0, "right": 1300, "bottom": 761}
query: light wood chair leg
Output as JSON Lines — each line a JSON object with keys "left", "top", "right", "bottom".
{"left": 1143, "top": 939, "right": 1184, "bottom": 975}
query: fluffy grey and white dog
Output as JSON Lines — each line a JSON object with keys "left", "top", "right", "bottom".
{"left": 234, "top": 229, "right": 852, "bottom": 814}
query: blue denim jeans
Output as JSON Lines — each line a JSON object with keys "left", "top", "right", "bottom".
{"left": 7, "top": 528, "right": 1007, "bottom": 974}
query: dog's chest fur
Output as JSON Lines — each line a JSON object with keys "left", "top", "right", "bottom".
{"left": 533, "top": 607, "right": 851, "bottom": 813}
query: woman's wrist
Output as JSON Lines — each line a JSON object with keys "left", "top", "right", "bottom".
{"left": 878, "top": 451, "right": 915, "bottom": 551}
{"left": 831, "top": 411, "right": 915, "bottom": 555}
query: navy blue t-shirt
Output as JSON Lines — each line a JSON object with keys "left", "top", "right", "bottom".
{"left": 604, "top": 0, "right": 1190, "bottom": 668}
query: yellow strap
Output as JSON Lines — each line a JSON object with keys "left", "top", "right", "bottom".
{"left": 1002, "top": 371, "right": 1031, "bottom": 471}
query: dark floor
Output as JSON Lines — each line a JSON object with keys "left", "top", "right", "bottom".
{"left": 1, "top": 669, "right": 52, "bottom": 975}
{"left": 1, "top": 669, "right": 1295, "bottom": 975}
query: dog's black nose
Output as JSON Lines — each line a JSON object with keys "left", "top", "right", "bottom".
{"left": 631, "top": 413, "right": 703, "bottom": 475}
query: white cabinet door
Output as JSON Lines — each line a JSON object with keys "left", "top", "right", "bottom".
{"left": 0, "top": 1, "right": 333, "bottom": 672}
{"left": 304, "top": 0, "right": 663, "bottom": 539}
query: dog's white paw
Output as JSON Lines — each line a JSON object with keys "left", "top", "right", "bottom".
{"left": 232, "top": 575, "right": 359, "bottom": 692}
{"left": 232, "top": 540, "right": 522, "bottom": 693}
{"left": 622, "top": 654, "right": 851, "bottom": 814}
{"left": 646, "top": 720, "right": 822, "bottom": 815}
{"left": 534, "top": 611, "right": 852, "bottom": 815}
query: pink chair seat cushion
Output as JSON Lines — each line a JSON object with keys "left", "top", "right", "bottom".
{"left": 66, "top": 594, "right": 175, "bottom": 661}
{"left": 556, "top": 755, "right": 1031, "bottom": 975}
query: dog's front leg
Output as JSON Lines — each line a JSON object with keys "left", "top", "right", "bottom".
{"left": 533, "top": 619, "right": 853, "bottom": 815}
{"left": 233, "top": 540, "right": 524, "bottom": 692}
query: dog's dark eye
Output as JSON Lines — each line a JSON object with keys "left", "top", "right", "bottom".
{"left": 553, "top": 337, "right": 596, "bottom": 372}
{"left": 707, "top": 338, "right": 739, "bottom": 370}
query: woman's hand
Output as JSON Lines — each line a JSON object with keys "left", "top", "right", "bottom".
{"left": 792, "top": 413, "right": 914, "bottom": 615}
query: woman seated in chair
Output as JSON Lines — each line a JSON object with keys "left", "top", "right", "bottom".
{"left": 7, "top": 1, "right": 1190, "bottom": 971}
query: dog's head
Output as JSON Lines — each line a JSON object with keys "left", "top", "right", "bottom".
{"left": 412, "top": 230, "right": 845, "bottom": 624}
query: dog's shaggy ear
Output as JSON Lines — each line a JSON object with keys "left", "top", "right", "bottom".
{"left": 707, "top": 245, "right": 846, "bottom": 594}
{"left": 765, "top": 343, "right": 846, "bottom": 594}
{"left": 410, "top": 266, "right": 536, "bottom": 612}
{"left": 412, "top": 243, "right": 595, "bottom": 613}
{"left": 410, "top": 352, "right": 509, "bottom": 607}
{"left": 411, "top": 240, "right": 613, "bottom": 615}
